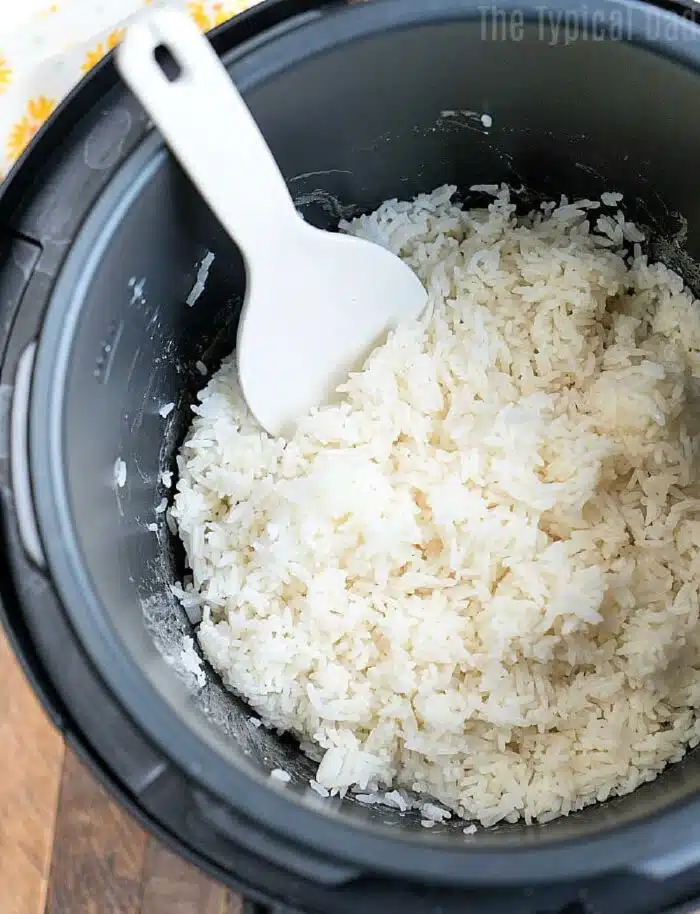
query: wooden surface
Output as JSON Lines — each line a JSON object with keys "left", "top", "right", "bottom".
{"left": 0, "top": 627, "right": 243, "bottom": 914}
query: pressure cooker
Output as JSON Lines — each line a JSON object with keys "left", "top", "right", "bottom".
{"left": 3, "top": 0, "right": 700, "bottom": 911}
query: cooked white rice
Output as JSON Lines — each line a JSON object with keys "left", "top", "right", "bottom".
{"left": 172, "top": 185, "right": 700, "bottom": 827}
{"left": 179, "top": 636, "right": 206, "bottom": 689}
{"left": 114, "top": 458, "right": 127, "bottom": 489}
{"left": 270, "top": 768, "right": 292, "bottom": 784}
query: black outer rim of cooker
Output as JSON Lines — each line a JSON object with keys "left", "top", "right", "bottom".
{"left": 4, "top": 0, "right": 700, "bottom": 906}
{"left": 26, "top": 0, "right": 700, "bottom": 887}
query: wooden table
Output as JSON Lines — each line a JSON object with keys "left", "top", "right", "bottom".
{"left": 0, "top": 626, "right": 245, "bottom": 914}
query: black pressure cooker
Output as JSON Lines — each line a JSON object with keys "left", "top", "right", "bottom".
{"left": 4, "top": 0, "right": 700, "bottom": 911}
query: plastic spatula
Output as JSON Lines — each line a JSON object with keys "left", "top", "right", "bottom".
{"left": 116, "top": 9, "right": 427, "bottom": 437}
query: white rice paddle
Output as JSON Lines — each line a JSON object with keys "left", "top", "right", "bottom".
{"left": 116, "top": 10, "right": 427, "bottom": 437}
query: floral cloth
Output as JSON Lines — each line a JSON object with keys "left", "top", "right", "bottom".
{"left": 0, "top": 0, "right": 261, "bottom": 179}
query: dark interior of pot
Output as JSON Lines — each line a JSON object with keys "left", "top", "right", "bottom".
{"left": 51, "top": 16, "right": 700, "bottom": 843}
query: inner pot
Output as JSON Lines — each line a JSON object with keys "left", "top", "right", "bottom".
{"left": 24, "top": 0, "right": 700, "bottom": 891}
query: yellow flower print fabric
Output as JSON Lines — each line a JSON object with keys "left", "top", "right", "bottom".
{"left": 7, "top": 95, "right": 56, "bottom": 162}
{"left": 81, "top": 28, "right": 126, "bottom": 73}
{"left": 0, "top": 57, "right": 12, "bottom": 94}
{"left": 0, "top": 0, "right": 262, "bottom": 177}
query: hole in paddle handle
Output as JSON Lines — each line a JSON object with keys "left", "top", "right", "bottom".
{"left": 154, "top": 43, "right": 182, "bottom": 82}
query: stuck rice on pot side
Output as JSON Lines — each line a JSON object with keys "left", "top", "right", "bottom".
{"left": 171, "top": 185, "right": 700, "bottom": 827}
